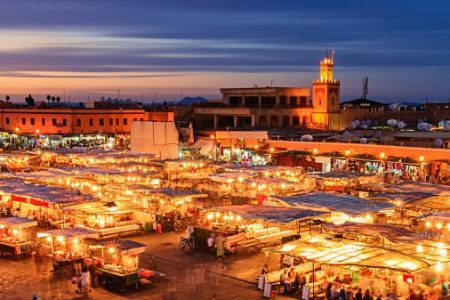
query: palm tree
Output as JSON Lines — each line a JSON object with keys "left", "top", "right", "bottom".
{"left": 25, "top": 94, "right": 35, "bottom": 106}
{"left": 46, "top": 95, "right": 51, "bottom": 103}
{"left": 56, "top": 96, "right": 61, "bottom": 103}
{"left": 5, "top": 95, "right": 10, "bottom": 102}
{"left": 51, "top": 96, "right": 56, "bottom": 102}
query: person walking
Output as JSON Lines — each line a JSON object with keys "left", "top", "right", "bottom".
{"left": 81, "top": 267, "right": 91, "bottom": 296}
{"left": 355, "top": 288, "right": 363, "bottom": 300}
{"left": 362, "top": 289, "right": 373, "bottom": 300}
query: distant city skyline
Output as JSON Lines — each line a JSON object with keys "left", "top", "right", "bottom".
{"left": 0, "top": 0, "right": 449, "bottom": 102}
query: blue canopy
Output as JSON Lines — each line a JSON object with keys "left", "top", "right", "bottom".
{"left": 273, "top": 192, "right": 393, "bottom": 215}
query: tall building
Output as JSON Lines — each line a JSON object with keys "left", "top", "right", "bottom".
{"left": 311, "top": 50, "right": 341, "bottom": 129}
{"left": 192, "top": 50, "right": 339, "bottom": 130}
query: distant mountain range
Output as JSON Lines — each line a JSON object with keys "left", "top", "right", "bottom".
{"left": 178, "top": 96, "right": 208, "bottom": 105}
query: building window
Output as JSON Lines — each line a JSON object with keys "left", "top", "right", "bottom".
{"left": 42, "top": 118, "right": 46, "bottom": 126}
{"left": 292, "top": 116, "right": 300, "bottom": 126}
{"left": 282, "top": 116, "right": 290, "bottom": 127}
{"left": 133, "top": 118, "right": 137, "bottom": 122}
{"left": 30, "top": 118, "right": 35, "bottom": 125}
{"left": 76, "top": 119, "right": 81, "bottom": 126}
{"left": 5, "top": 117, "right": 9, "bottom": 125}
{"left": 289, "top": 96, "right": 297, "bottom": 107}
{"left": 99, "top": 118, "right": 104, "bottom": 126}
{"left": 300, "top": 96, "right": 307, "bottom": 107}
{"left": 123, "top": 118, "right": 128, "bottom": 125}
{"left": 62, "top": 119, "right": 67, "bottom": 126}
{"left": 115, "top": 118, "right": 119, "bottom": 126}
{"left": 140, "top": 118, "right": 144, "bottom": 121}
{"left": 22, "top": 118, "right": 26, "bottom": 125}
{"left": 52, "top": 119, "right": 57, "bottom": 126}
{"left": 280, "top": 96, "right": 287, "bottom": 106}
{"left": 89, "top": 119, "right": 93, "bottom": 126}
{"left": 109, "top": 118, "right": 113, "bottom": 126}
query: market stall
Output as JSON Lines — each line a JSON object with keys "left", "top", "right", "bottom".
{"left": 307, "top": 172, "right": 380, "bottom": 193}
{"left": 0, "top": 217, "right": 37, "bottom": 257}
{"left": 37, "top": 227, "right": 97, "bottom": 277}
{"left": 0, "top": 177, "right": 93, "bottom": 227}
{"left": 182, "top": 205, "right": 325, "bottom": 255}
{"left": 88, "top": 240, "right": 149, "bottom": 291}
{"left": 62, "top": 201, "right": 141, "bottom": 239}
{"left": 260, "top": 235, "right": 450, "bottom": 299}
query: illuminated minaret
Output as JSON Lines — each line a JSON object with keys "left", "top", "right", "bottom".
{"left": 312, "top": 49, "right": 341, "bottom": 128}
{"left": 319, "top": 49, "right": 335, "bottom": 82}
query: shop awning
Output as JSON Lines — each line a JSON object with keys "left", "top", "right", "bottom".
{"left": 273, "top": 192, "right": 393, "bottom": 216}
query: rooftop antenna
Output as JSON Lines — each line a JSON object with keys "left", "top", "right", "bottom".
{"left": 270, "top": 79, "right": 274, "bottom": 87}
{"left": 331, "top": 49, "right": 335, "bottom": 62}
{"left": 362, "top": 76, "right": 369, "bottom": 99}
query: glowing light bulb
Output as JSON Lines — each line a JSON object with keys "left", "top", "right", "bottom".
{"left": 416, "top": 244, "right": 424, "bottom": 253}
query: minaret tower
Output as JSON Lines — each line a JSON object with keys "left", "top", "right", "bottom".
{"left": 312, "top": 49, "right": 341, "bottom": 128}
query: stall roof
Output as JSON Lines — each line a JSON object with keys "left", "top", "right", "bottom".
{"left": 0, "top": 217, "right": 38, "bottom": 229}
{"left": 308, "top": 172, "right": 362, "bottom": 179}
{"left": 152, "top": 188, "right": 206, "bottom": 198}
{"left": 41, "top": 227, "right": 98, "bottom": 239}
{"left": 0, "top": 178, "right": 93, "bottom": 205}
{"left": 423, "top": 211, "right": 450, "bottom": 221}
{"left": 274, "top": 237, "right": 430, "bottom": 272}
{"left": 215, "top": 205, "right": 326, "bottom": 223}
{"left": 391, "top": 182, "right": 450, "bottom": 196}
{"left": 223, "top": 164, "right": 301, "bottom": 174}
{"left": 63, "top": 201, "right": 135, "bottom": 215}
{"left": 208, "top": 172, "right": 253, "bottom": 183}
{"left": 371, "top": 192, "right": 435, "bottom": 203}
{"left": 273, "top": 192, "right": 393, "bottom": 215}
{"left": 96, "top": 240, "right": 146, "bottom": 253}
{"left": 408, "top": 195, "right": 450, "bottom": 211}
{"left": 322, "top": 222, "right": 426, "bottom": 243}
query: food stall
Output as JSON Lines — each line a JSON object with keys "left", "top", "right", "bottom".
{"left": 0, "top": 217, "right": 37, "bottom": 257}
{"left": 37, "top": 227, "right": 98, "bottom": 277}
{"left": 62, "top": 201, "right": 141, "bottom": 239}
{"left": 0, "top": 177, "right": 93, "bottom": 227}
{"left": 164, "top": 160, "right": 216, "bottom": 184}
{"left": 307, "top": 172, "right": 380, "bottom": 193}
{"left": 260, "top": 235, "right": 450, "bottom": 299}
{"left": 182, "top": 205, "right": 325, "bottom": 255}
{"left": 88, "top": 240, "right": 148, "bottom": 291}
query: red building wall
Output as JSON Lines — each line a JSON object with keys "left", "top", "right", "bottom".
{"left": 0, "top": 108, "right": 147, "bottom": 135}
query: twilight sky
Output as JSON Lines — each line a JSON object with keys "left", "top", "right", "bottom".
{"left": 0, "top": 0, "right": 449, "bottom": 102}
